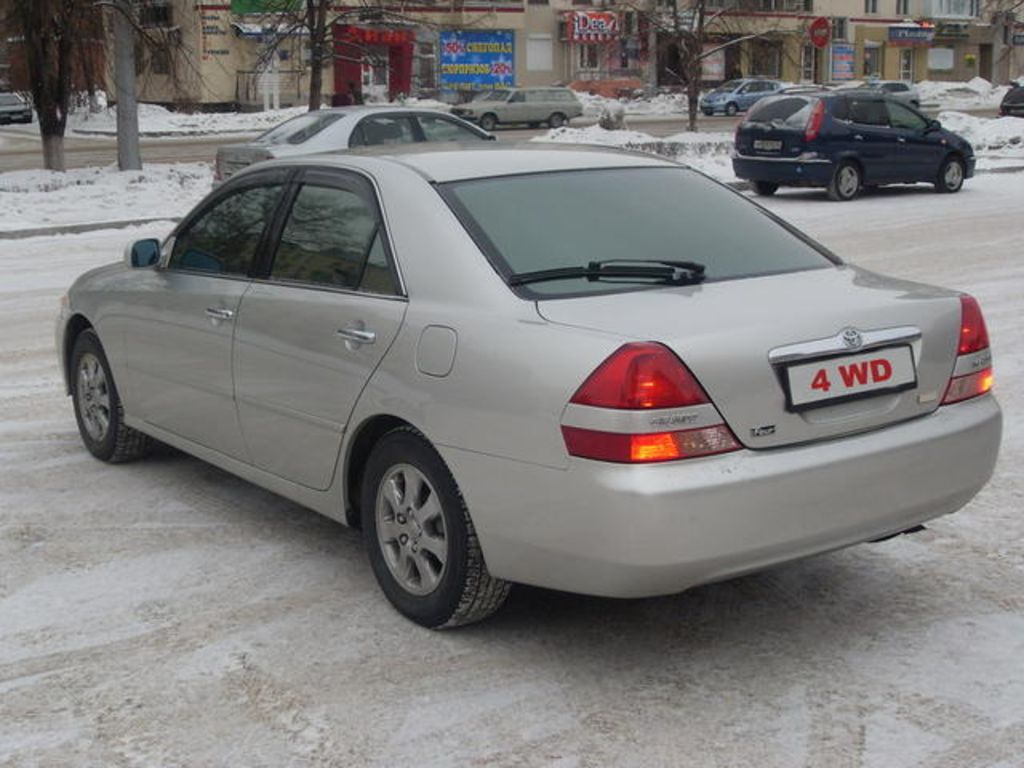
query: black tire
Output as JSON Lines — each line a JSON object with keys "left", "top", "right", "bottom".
{"left": 827, "top": 160, "right": 862, "bottom": 201}
{"left": 361, "top": 428, "right": 511, "bottom": 628}
{"left": 70, "top": 329, "right": 149, "bottom": 463}
{"left": 725, "top": 102, "right": 739, "bottom": 117}
{"left": 752, "top": 180, "right": 779, "bottom": 196}
{"left": 935, "top": 155, "right": 965, "bottom": 194}
{"left": 702, "top": 109, "right": 714, "bottom": 117}
{"left": 548, "top": 112, "right": 568, "bottom": 129}
{"left": 479, "top": 113, "right": 497, "bottom": 132}
{"left": 528, "top": 122, "right": 541, "bottom": 128}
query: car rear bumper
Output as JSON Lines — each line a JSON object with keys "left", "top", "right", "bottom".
{"left": 443, "top": 395, "right": 1001, "bottom": 598}
{"left": 732, "top": 154, "right": 835, "bottom": 186}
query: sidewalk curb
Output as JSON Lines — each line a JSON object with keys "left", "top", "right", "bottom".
{"left": 0, "top": 217, "right": 179, "bottom": 241}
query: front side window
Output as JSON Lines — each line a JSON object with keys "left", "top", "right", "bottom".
{"left": 169, "top": 185, "right": 282, "bottom": 275}
{"left": 270, "top": 184, "right": 397, "bottom": 295}
{"left": 440, "top": 168, "right": 835, "bottom": 298}
{"left": 887, "top": 101, "right": 927, "bottom": 130}
{"left": 418, "top": 115, "right": 485, "bottom": 142}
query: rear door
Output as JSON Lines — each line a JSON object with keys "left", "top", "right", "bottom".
{"left": 844, "top": 96, "right": 899, "bottom": 183}
{"left": 232, "top": 168, "right": 407, "bottom": 490}
{"left": 120, "top": 173, "right": 287, "bottom": 459}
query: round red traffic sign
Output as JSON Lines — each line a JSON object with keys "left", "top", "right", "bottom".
{"left": 808, "top": 17, "right": 831, "bottom": 49}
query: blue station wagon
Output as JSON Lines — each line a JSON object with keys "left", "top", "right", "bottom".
{"left": 732, "top": 91, "right": 976, "bottom": 201}
{"left": 700, "top": 79, "right": 783, "bottom": 116}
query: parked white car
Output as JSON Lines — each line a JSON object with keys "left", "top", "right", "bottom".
{"left": 450, "top": 87, "right": 584, "bottom": 130}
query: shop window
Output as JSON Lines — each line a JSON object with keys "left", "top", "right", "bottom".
{"left": 863, "top": 45, "right": 882, "bottom": 76}
{"left": 750, "top": 40, "right": 782, "bottom": 78}
{"left": 578, "top": 44, "right": 599, "bottom": 71}
{"left": 138, "top": 1, "right": 173, "bottom": 28}
{"left": 832, "top": 17, "right": 848, "bottom": 40}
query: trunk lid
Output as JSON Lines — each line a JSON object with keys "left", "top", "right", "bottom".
{"left": 216, "top": 144, "right": 274, "bottom": 181}
{"left": 537, "top": 265, "right": 963, "bottom": 448}
{"left": 735, "top": 95, "right": 818, "bottom": 158}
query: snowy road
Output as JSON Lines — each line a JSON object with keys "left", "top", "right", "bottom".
{"left": 1, "top": 176, "right": 1022, "bottom": 766}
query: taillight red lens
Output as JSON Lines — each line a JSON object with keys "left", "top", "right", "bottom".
{"left": 562, "top": 425, "right": 740, "bottom": 464}
{"left": 957, "top": 295, "right": 989, "bottom": 355}
{"left": 570, "top": 342, "right": 709, "bottom": 410}
{"left": 804, "top": 100, "right": 825, "bottom": 142}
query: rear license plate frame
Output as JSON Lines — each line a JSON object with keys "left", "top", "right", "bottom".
{"left": 782, "top": 345, "right": 918, "bottom": 412}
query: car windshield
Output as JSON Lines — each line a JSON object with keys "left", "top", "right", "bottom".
{"left": 254, "top": 112, "right": 344, "bottom": 145}
{"left": 0, "top": 93, "right": 24, "bottom": 106}
{"left": 712, "top": 80, "right": 743, "bottom": 93}
{"left": 440, "top": 167, "right": 836, "bottom": 297}
{"left": 474, "top": 90, "right": 510, "bottom": 102}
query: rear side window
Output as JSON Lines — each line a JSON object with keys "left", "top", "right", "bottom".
{"left": 418, "top": 115, "right": 485, "bottom": 142}
{"left": 440, "top": 168, "right": 835, "bottom": 298}
{"left": 170, "top": 185, "right": 282, "bottom": 275}
{"left": 746, "top": 96, "right": 815, "bottom": 128}
{"left": 256, "top": 113, "right": 343, "bottom": 146}
{"left": 270, "top": 184, "right": 397, "bottom": 295}
{"left": 848, "top": 98, "right": 889, "bottom": 126}
{"left": 350, "top": 116, "right": 416, "bottom": 146}
{"left": 1004, "top": 87, "right": 1024, "bottom": 105}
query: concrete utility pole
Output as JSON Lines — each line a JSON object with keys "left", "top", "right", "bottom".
{"left": 112, "top": 0, "right": 142, "bottom": 170}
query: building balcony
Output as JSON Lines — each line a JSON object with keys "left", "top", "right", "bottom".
{"left": 920, "top": 0, "right": 979, "bottom": 20}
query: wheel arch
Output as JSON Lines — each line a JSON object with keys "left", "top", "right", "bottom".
{"left": 343, "top": 413, "right": 421, "bottom": 528}
{"left": 63, "top": 313, "right": 95, "bottom": 394}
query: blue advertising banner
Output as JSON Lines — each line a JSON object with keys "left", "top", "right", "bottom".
{"left": 831, "top": 42, "right": 855, "bottom": 81}
{"left": 439, "top": 30, "right": 515, "bottom": 92}
{"left": 888, "top": 25, "right": 936, "bottom": 46}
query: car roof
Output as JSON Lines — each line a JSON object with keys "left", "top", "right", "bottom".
{"left": 257, "top": 144, "right": 677, "bottom": 183}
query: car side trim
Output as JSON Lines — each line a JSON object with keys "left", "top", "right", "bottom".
{"left": 732, "top": 152, "right": 833, "bottom": 164}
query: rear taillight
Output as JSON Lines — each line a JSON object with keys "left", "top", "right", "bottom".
{"left": 804, "top": 100, "right": 825, "bottom": 142}
{"left": 942, "top": 295, "right": 994, "bottom": 405}
{"left": 561, "top": 343, "right": 741, "bottom": 464}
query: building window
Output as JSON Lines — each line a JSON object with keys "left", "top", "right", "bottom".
{"left": 896, "top": 0, "right": 909, "bottom": 13}
{"left": 899, "top": 47, "right": 914, "bottom": 80}
{"left": 137, "top": 1, "right": 173, "bottom": 28}
{"left": 750, "top": 39, "right": 782, "bottom": 77}
{"left": 528, "top": 0, "right": 548, "bottom": 5}
{"left": 150, "top": 48, "right": 170, "bottom": 75}
{"left": 832, "top": 17, "right": 848, "bottom": 39}
{"left": 864, "top": 0, "right": 878, "bottom": 12}
{"left": 578, "top": 44, "right": 599, "bottom": 70}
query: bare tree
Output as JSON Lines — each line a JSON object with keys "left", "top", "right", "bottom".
{"left": 2, "top": 0, "right": 98, "bottom": 170}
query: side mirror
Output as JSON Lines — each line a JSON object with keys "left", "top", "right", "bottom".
{"left": 124, "top": 238, "right": 161, "bottom": 268}
{"left": 925, "top": 119, "right": 941, "bottom": 132}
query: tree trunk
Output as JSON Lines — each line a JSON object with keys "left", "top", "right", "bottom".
{"left": 42, "top": 134, "right": 66, "bottom": 171}
{"left": 113, "top": 1, "right": 142, "bottom": 171}
{"left": 686, "top": 77, "right": 699, "bottom": 132}
{"left": 306, "top": 0, "right": 328, "bottom": 111}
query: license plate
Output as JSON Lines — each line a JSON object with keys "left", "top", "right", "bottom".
{"left": 753, "top": 139, "right": 782, "bottom": 151}
{"left": 785, "top": 346, "right": 917, "bottom": 410}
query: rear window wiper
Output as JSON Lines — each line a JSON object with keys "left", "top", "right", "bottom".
{"left": 508, "top": 259, "right": 706, "bottom": 287}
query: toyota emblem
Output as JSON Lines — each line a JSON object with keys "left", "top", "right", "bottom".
{"left": 841, "top": 328, "right": 863, "bottom": 349}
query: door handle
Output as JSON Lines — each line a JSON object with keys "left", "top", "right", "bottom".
{"left": 336, "top": 327, "right": 376, "bottom": 345}
{"left": 897, "top": 136, "right": 906, "bottom": 143}
{"left": 205, "top": 307, "right": 234, "bottom": 321}
{"left": 853, "top": 134, "right": 864, "bottom": 141}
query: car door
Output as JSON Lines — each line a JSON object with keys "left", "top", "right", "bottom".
{"left": 502, "top": 90, "right": 529, "bottom": 123}
{"left": 844, "top": 96, "right": 898, "bottom": 184}
{"left": 119, "top": 172, "right": 287, "bottom": 459}
{"left": 232, "top": 168, "right": 407, "bottom": 490}
{"left": 886, "top": 100, "right": 943, "bottom": 181}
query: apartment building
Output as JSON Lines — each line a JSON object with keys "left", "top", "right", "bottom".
{"left": 127, "top": 0, "right": 1020, "bottom": 110}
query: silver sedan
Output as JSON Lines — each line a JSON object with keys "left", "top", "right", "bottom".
{"left": 214, "top": 106, "right": 494, "bottom": 182}
{"left": 57, "top": 146, "right": 1002, "bottom": 628}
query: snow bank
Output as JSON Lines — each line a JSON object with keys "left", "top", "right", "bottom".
{"left": 534, "top": 125, "right": 736, "bottom": 181}
{"left": 938, "top": 111, "right": 1024, "bottom": 156}
{"left": 917, "top": 78, "right": 1010, "bottom": 110}
{"left": 0, "top": 164, "right": 213, "bottom": 232}
{"left": 69, "top": 103, "right": 310, "bottom": 138}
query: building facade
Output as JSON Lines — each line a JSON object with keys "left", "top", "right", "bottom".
{"left": 127, "top": 0, "right": 1022, "bottom": 109}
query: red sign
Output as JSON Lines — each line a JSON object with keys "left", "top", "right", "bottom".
{"left": 338, "top": 26, "right": 414, "bottom": 46}
{"left": 569, "top": 11, "right": 619, "bottom": 42}
{"left": 808, "top": 17, "right": 831, "bottom": 49}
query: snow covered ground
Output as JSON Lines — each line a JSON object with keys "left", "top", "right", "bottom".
{"left": 0, "top": 171, "right": 1022, "bottom": 766}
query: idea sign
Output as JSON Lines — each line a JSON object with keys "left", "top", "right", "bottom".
{"left": 808, "top": 17, "right": 831, "bottom": 50}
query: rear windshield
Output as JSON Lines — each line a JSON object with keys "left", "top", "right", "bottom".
{"left": 439, "top": 167, "right": 836, "bottom": 298}
{"left": 0, "top": 93, "right": 24, "bottom": 106}
{"left": 255, "top": 112, "right": 343, "bottom": 145}
{"left": 745, "top": 96, "right": 817, "bottom": 129}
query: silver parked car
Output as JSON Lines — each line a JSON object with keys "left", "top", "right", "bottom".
{"left": 450, "top": 87, "right": 584, "bottom": 131}
{"left": 57, "top": 146, "right": 1001, "bottom": 628}
{"left": 841, "top": 80, "right": 921, "bottom": 109}
{"left": 0, "top": 92, "right": 33, "bottom": 124}
{"left": 214, "top": 106, "right": 493, "bottom": 182}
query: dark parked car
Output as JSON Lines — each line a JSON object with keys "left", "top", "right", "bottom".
{"left": 999, "top": 84, "right": 1024, "bottom": 118}
{"left": 732, "top": 91, "right": 975, "bottom": 201}
{"left": 0, "top": 92, "right": 33, "bottom": 124}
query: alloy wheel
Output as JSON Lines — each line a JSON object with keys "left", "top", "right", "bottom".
{"left": 77, "top": 352, "right": 111, "bottom": 442}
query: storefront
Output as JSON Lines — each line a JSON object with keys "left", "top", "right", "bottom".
{"left": 333, "top": 25, "right": 414, "bottom": 103}
{"left": 564, "top": 10, "right": 645, "bottom": 93}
